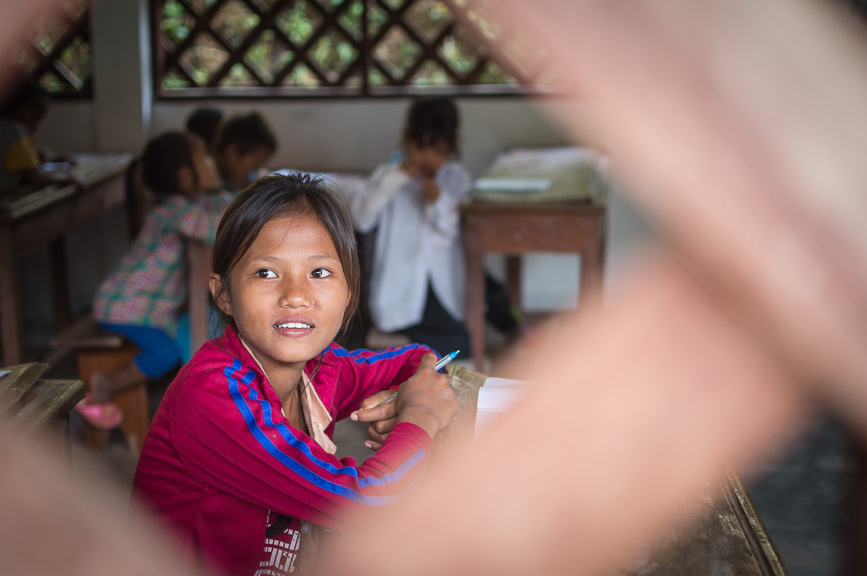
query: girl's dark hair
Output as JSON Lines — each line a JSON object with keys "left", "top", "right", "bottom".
{"left": 214, "top": 111, "right": 277, "bottom": 156}
{"left": 211, "top": 172, "right": 360, "bottom": 333}
{"left": 403, "top": 96, "right": 460, "bottom": 153}
{"left": 0, "top": 76, "right": 48, "bottom": 118}
{"left": 141, "top": 131, "right": 197, "bottom": 196}
{"left": 186, "top": 107, "right": 224, "bottom": 148}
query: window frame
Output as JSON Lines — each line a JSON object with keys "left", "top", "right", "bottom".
{"left": 149, "top": 0, "right": 539, "bottom": 100}
{"left": 17, "top": 3, "right": 93, "bottom": 100}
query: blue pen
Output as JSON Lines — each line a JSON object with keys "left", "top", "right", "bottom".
{"left": 374, "top": 350, "right": 460, "bottom": 407}
{"left": 434, "top": 350, "right": 460, "bottom": 372}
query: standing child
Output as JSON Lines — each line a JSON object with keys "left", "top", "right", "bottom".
{"left": 213, "top": 111, "right": 277, "bottom": 192}
{"left": 131, "top": 172, "right": 458, "bottom": 576}
{"left": 75, "top": 131, "right": 233, "bottom": 429}
{"left": 352, "top": 96, "right": 518, "bottom": 360}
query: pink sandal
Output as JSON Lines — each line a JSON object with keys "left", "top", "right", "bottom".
{"left": 74, "top": 394, "right": 123, "bottom": 430}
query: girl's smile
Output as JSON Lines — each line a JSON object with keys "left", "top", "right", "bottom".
{"left": 272, "top": 315, "right": 315, "bottom": 335}
{"left": 212, "top": 212, "right": 350, "bottom": 395}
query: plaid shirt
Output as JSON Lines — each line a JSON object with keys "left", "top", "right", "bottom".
{"left": 94, "top": 191, "right": 235, "bottom": 336}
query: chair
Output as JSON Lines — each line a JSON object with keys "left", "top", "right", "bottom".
{"left": 49, "top": 316, "right": 150, "bottom": 453}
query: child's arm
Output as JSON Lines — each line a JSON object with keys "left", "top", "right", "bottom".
{"left": 423, "top": 162, "right": 472, "bottom": 239}
{"left": 351, "top": 162, "right": 411, "bottom": 233}
{"left": 327, "top": 342, "right": 433, "bottom": 420}
{"left": 169, "top": 361, "right": 440, "bottom": 529}
{"left": 175, "top": 191, "right": 235, "bottom": 244}
{"left": 19, "top": 167, "right": 83, "bottom": 190}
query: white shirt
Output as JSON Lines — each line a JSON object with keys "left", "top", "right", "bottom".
{"left": 351, "top": 158, "right": 472, "bottom": 332}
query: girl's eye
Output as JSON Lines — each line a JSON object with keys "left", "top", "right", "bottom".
{"left": 311, "top": 268, "right": 332, "bottom": 279}
{"left": 255, "top": 269, "right": 277, "bottom": 279}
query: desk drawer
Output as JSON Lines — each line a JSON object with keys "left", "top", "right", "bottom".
{"left": 464, "top": 212, "right": 604, "bottom": 253}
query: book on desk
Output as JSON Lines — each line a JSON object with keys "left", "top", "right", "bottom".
{"left": 469, "top": 146, "right": 608, "bottom": 204}
{"left": 0, "top": 152, "right": 136, "bottom": 220}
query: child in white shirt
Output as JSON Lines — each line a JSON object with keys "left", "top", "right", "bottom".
{"left": 353, "top": 97, "right": 517, "bottom": 358}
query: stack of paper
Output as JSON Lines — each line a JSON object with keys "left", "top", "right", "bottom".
{"left": 474, "top": 377, "right": 532, "bottom": 439}
{"left": 470, "top": 146, "right": 607, "bottom": 203}
{"left": 473, "top": 177, "right": 552, "bottom": 194}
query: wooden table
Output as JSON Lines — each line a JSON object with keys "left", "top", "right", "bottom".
{"left": 0, "top": 153, "right": 134, "bottom": 365}
{"left": 443, "top": 365, "right": 788, "bottom": 575}
{"left": 0, "top": 362, "right": 85, "bottom": 457}
{"left": 461, "top": 199, "right": 607, "bottom": 370}
{"left": 186, "top": 238, "right": 212, "bottom": 354}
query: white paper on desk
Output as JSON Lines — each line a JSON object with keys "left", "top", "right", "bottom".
{"left": 473, "top": 177, "right": 552, "bottom": 193}
{"left": 0, "top": 370, "right": 9, "bottom": 379}
{"left": 475, "top": 378, "right": 532, "bottom": 439}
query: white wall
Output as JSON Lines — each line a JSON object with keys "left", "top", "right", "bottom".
{"left": 45, "top": 98, "right": 574, "bottom": 178}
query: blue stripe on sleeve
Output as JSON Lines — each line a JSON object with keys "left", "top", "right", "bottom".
{"left": 224, "top": 358, "right": 427, "bottom": 505}
{"left": 327, "top": 343, "right": 427, "bottom": 365}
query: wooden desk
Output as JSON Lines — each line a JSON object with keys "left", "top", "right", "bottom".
{"left": 443, "top": 365, "right": 787, "bottom": 575}
{"left": 0, "top": 362, "right": 85, "bottom": 457}
{"left": 186, "top": 239, "right": 212, "bottom": 354}
{"left": 0, "top": 153, "right": 134, "bottom": 365}
{"left": 461, "top": 199, "right": 607, "bottom": 370}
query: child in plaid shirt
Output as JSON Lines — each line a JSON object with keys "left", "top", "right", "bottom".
{"left": 76, "top": 131, "right": 234, "bottom": 429}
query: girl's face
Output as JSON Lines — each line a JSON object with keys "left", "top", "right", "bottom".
{"left": 220, "top": 144, "right": 274, "bottom": 190}
{"left": 405, "top": 139, "right": 452, "bottom": 177}
{"left": 212, "top": 212, "right": 351, "bottom": 384}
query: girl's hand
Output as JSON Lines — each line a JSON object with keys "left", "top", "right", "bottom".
{"left": 396, "top": 354, "right": 458, "bottom": 439}
{"left": 353, "top": 390, "right": 399, "bottom": 451}
{"left": 350, "top": 354, "right": 459, "bottom": 444}
{"left": 420, "top": 177, "right": 440, "bottom": 203}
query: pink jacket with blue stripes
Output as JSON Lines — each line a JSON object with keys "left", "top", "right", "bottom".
{"left": 131, "top": 324, "right": 434, "bottom": 575}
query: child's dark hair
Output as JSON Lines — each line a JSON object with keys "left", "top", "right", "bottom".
{"left": 214, "top": 112, "right": 277, "bottom": 156}
{"left": 403, "top": 96, "right": 460, "bottom": 153}
{"left": 211, "top": 172, "right": 360, "bottom": 332}
{"left": 141, "top": 131, "right": 197, "bottom": 196}
{"left": 186, "top": 107, "right": 224, "bottom": 148}
{"left": 0, "top": 75, "right": 48, "bottom": 118}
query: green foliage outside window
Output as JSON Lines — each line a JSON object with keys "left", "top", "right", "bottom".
{"left": 155, "top": 0, "right": 524, "bottom": 97}
{"left": 13, "top": 1, "right": 92, "bottom": 98}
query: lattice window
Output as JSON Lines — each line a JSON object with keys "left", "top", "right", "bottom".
{"left": 12, "top": 1, "right": 93, "bottom": 98}
{"left": 152, "top": 0, "right": 537, "bottom": 98}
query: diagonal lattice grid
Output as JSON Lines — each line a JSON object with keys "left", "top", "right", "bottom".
{"left": 153, "top": 0, "right": 532, "bottom": 97}
{"left": 11, "top": 0, "right": 92, "bottom": 99}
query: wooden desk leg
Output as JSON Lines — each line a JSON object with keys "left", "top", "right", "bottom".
{"left": 50, "top": 236, "right": 71, "bottom": 330}
{"left": 0, "top": 228, "right": 23, "bottom": 365}
{"left": 187, "top": 240, "right": 211, "bottom": 355}
{"left": 464, "top": 220, "right": 486, "bottom": 371}
{"left": 578, "top": 218, "right": 606, "bottom": 306}
{"left": 506, "top": 255, "right": 523, "bottom": 324}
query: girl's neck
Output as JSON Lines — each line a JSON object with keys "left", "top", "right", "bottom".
{"left": 238, "top": 335, "right": 304, "bottom": 403}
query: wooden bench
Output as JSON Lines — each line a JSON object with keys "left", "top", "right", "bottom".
{"left": 49, "top": 316, "right": 149, "bottom": 453}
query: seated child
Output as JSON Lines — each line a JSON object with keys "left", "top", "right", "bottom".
{"left": 185, "top": 107, "right": 223, "bottom": 155}
{"left": 0, "top": 76, "right": 79, "bottom": 193}
{"left": 75, "top": 131, "right": 234, "bottom": 429}
{"left": 351, "top": 96, "right": 518, "bottom": 359}
{"left": 212, "top": 111, "right": 277, "bottom": 192}
{"left": 132, "top": 172, "right": 458, "bottom": 576}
